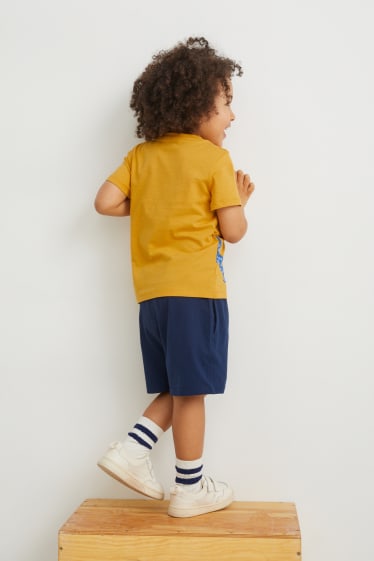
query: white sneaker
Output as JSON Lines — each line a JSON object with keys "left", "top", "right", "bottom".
{"left": 97, "top": 441, "right": 164, "bottom": 500}
{"left": 168, "top": 475, "right": 233, "bottom": 518}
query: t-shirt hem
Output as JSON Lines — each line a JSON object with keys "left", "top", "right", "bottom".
{"left": 136, "top": 288, "right": 227, "bottom": 304}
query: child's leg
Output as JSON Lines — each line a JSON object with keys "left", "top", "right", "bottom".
{"left": 168, "top": 393, "right": 233, "bottom": 518}
{"left": 143, "top": 391, "right": 173, "bottom": 432}
{"left": 171, "top": 395, "right": 204, "bottom": 489}
{"left": 172, "top": 395, "right": 205, "bottom": 459}
{"left": 97, "top": 392, "right": 171, "bottom": 500}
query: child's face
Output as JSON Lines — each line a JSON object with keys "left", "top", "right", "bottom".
{"left": 196, "top": 81, "right": 235, "bottom": 147}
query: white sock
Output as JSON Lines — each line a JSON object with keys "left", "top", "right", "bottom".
{"left": 175, "top": 458, "right": 203, "bottom": 492}
{"left": 123, "top": 416, "right": 164, "bottom": 457}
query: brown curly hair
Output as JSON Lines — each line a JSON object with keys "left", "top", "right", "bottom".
{"left": 130, "top": 37, "right": 243, "bottom": 141}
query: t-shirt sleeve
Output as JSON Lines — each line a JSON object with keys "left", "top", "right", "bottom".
{"left": 106, "top": 149, "right": 133, "bottom": 198}
{"left": 210, "top": 150, "right": 241, "bottom": 211}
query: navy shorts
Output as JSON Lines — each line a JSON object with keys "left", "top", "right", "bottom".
{"left": 139, "top": 297, "right": 229, "bottom": 396}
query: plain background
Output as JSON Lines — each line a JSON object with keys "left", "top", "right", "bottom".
{"left": 1, "top": 1, "right": 373, "bottom": 560}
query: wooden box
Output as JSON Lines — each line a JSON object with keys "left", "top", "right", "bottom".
{"left": 59, "top": 499, "right": 301, "bottom": 561}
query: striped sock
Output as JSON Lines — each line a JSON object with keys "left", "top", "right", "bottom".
{"left": 175, "top": 458, "right": 203, "bottom": 490}
{"left": 124, "top": 416, "right": 164, "bottom": 454}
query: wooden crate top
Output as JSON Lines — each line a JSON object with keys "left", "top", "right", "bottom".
{"left": 60, "top": 499, "right": 300, "bottom": 540}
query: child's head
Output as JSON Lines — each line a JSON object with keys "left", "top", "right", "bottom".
{"left": 130, "top": 37, "right": 243, "bottom": 141}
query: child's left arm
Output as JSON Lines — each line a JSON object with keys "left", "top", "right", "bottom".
{"left": 216, "top": 170, "right": 255, "bottom": 243}
{"left": 94, "top": 181, "right": 130, "bottom": 217}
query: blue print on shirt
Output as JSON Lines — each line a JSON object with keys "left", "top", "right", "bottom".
{"left": 216, "top": 236, "right": 226, "bottom": 283}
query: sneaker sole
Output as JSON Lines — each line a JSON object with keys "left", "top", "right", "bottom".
{"left": 167, "top": 492, "right": 233, "bottom": 518}
{"left": 97, "top": 457, "right": 164, "bottom": 500}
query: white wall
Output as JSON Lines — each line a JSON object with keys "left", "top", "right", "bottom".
{"left": 1, "top": 1, "right": 373, "bottom": 560}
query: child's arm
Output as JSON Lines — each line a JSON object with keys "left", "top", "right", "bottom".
{"left": 216, "top": 170, "right": 255, "bottom": 243}
{"left": 94, "top": 181, "right": 130, "bottom": 217}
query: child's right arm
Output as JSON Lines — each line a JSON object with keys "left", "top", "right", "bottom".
{"left": 216, "top": 170, "right": 255, "bottom": 243}
{"left": 94, "top": 181, "right": 130, "bottom": 217}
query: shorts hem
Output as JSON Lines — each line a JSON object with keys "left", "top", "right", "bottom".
{"left": 146, "top": 387, "right": 226, "bottom": 396}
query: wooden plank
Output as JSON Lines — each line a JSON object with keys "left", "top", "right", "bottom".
{"left": 60, "top": 499, "right": 301, "bottom": 537}
{"left": 59, "top": 499, "right": 301, "bottom": 561}
{"left": 59, "top": 535, "right": 300, "bottom": 561}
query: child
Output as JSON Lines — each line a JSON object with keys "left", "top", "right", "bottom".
{"left": 94, "top": 36, "right": 255, "bottom": 518}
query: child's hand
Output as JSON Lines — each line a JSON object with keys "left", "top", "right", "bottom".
{"left": 236, "top": 170, "right": 255, "bottom": 207}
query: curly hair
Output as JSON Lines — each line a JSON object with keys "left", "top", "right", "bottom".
{"left": 130, "top": 37, "right": 243, "bottom": 141}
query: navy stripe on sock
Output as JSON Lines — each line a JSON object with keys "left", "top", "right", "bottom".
{"left": 176, "top": 465, "right": 203, "bottom": 475}
{"left": 128, "top": 431, "right": 152, "bottom": 450}
{"left": 134, "top": 423, "right": 158, "bottom": 443}
{"left": 176, "top": 475, "right": 203, "bottom": 485}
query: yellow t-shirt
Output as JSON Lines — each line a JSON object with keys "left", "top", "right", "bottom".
{"left": 107, "top": 133, "right": 241, "bottom": 303}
